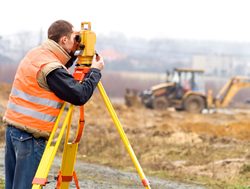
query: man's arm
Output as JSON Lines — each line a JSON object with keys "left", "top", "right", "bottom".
{"left": 46, "top": 68, "right": 101, "bottom": 105}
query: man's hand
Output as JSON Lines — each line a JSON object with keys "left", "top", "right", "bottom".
{"left": 91, "top": 54, "right": 104, "bottom": 71}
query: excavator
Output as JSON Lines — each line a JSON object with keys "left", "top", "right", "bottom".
{"left": 124, "top": 68, "right": 250, "bottom": 113}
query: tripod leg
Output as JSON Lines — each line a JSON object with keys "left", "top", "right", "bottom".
{"left": 97, "top": 82, "right": 151, "bottom": 189}
{"left": 56, "top": 105, "right": 85, "bottom": 189}
{"left": 32, "top": 104, "right": 74, "bottom": 189}
{"left": 58, "top": 143, "right": 78, "bottom": 189}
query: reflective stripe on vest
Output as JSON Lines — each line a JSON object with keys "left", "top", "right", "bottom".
{"left": 11, "top": 87, "right": 63, "bottom": 109}
{"left": 7, "top": 102, "right": 57, "bottom": 123}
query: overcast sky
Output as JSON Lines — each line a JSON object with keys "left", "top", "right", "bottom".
{"left": 1, "top": 0, "right": 250, "bottom": 42}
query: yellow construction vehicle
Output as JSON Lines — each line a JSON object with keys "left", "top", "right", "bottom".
{"left": 125, "top": 68, "right": 250, "bottom": 113}
{"left": 208, "top": 76, "right": 250, "bottom": 109}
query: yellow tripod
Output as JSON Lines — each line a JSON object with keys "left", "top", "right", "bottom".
{"left": 32, "top": 22, "right": 151, "bottom": 189}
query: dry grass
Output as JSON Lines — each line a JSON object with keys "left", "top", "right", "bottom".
{"left": 0, "top": 83, "right": 250, "bottom": 188}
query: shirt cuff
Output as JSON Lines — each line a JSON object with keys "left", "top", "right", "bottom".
{"left": 90, "top": 68, "right": 101, "bottom": 73}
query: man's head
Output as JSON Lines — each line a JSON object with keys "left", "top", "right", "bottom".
{"left": 48, "top": 20, "right": 79, "bottom": 54}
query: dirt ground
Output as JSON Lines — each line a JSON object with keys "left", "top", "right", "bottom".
{"left": 0, "top": 83, "right": 250, "bottom": 188}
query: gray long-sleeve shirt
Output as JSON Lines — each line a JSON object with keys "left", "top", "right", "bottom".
{"left": 46, "top": 68, "right": 101, "bottom": 105}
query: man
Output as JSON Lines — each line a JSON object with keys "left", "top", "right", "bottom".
{"left": 3, "top": 20, "right": 104, "bottom": 189}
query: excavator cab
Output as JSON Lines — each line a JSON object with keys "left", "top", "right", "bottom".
{"left": 172, "top": 68, "right": 205, "bottom": 98}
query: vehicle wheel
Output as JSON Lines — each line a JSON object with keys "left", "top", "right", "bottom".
{"left": 153, "top": 96, "right": 169, "bottom": 110}
{"left": 184, "top": 95, "right": 205, "bottom": 113}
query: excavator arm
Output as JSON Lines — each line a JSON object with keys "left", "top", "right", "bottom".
{"left": 215, "top": 76, "right": 250, "bottom": 108}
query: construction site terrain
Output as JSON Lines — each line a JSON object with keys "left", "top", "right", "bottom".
{"left": 0, "top": 83, "right": 250, "bottom": 188}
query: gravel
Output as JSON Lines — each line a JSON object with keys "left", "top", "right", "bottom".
{"left": 0, "top": 148, "right": 207, "bottom": 189}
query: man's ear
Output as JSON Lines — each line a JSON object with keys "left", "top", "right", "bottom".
{"left": 60, "top": 36, "right": 68, "bottom": 45}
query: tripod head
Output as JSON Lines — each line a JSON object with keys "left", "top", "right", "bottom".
{"left": 75, "top": 22, "right": 96, "bottom": 67}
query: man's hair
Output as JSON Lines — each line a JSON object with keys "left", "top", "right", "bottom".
{"left": 48, "top": 20, "right": 73, "bottom": 43}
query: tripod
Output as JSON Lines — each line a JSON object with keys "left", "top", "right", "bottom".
{"left": 31, "top": 66, "right": 151, "bottom": 189}
{"left": 31, "top": 22, "right": 151, "bottom": 189}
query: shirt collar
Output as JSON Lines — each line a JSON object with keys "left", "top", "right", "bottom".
{"left": 41, "top": 39, "right": 71, "bottom": 65}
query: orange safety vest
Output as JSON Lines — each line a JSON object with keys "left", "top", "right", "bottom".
{"left": 4, "top": 46, "right": 65, "bottom": 132}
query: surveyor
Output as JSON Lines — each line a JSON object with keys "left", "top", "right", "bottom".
{"left": 3, "top": 19, "right": 104, "bottom": 189}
